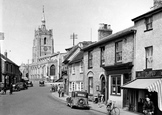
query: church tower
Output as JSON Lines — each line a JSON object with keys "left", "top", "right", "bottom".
{"left": 32, "top": 6, "right": 54, "bottom": 63}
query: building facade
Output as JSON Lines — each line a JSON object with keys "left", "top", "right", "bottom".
{"left": 122, "top": 2, "right": 162, "bottom": 114}
{"left": 63, "top": 41, "right": 93, "bottom": 95}
{"left": 83, "top": 24, "right": 135, "bottom": 108}
{"left": 0, "top": 52, "right": 21, "bottom": 89}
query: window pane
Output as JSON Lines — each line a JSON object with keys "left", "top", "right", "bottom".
{"left": 112, "top": 77, "right": 116, "bottom": 85}
{"left": 117, "top": 77, "right": 121, "bottom": 85}
{"left": 117, "top": 86, "right": 121, "bottom": 93}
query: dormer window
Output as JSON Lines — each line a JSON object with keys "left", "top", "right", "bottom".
{"left": 145, "top": 16, "right": 153, "bottom": 31}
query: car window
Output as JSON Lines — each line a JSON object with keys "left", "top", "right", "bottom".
{"left": 76, "top": 93, "right": 87, "bottom": 98}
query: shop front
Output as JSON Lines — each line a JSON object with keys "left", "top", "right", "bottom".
{"left": 121, "top": 77, "right": 162, "bottom": 115}
{"left": 103, "top": 62, "right": 133, "bottom": 108}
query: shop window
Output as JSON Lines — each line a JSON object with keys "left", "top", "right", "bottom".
{"left": 111, "top": 75, "right": 121, "bottom": 96}
{"left": 115, "top": 41, "right": 122, "bottom": 63}
{"left": 145, "top": 46, "right": 153, "bottom": 69}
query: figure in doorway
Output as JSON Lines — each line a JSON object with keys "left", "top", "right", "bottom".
{"left": 143, "top": 97, "right": 155, "bottom": 115}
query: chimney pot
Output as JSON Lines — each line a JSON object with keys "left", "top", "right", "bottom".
{"left": 98, "top": 23, "right": 112, "bottom": 41}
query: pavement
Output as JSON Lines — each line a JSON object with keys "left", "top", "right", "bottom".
{"left": 50, "top": 91, "right": 143, "bottom": 115}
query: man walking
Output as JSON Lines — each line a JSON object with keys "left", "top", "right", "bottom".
{"left": 10, "top": 83, "right": 13, "bottom": 95}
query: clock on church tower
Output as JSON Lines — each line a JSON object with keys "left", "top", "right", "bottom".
{"left": 44, "top": 46, "right": 48, "bottom": 51}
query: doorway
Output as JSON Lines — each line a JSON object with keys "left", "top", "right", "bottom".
{"left": 101, "top": 75, "right": 105, "bottom": 102}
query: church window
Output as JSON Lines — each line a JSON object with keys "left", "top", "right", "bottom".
{"left": 44, "top": 37, "right": 46, "bottom": 44}
{"left": 50, "top": 65, "right": 55, "bottom": 75}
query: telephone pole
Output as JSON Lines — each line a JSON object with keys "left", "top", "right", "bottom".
{"left": 70, "top": 33, "right": 77, "bottom": 46}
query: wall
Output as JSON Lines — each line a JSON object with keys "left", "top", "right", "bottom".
{"left": 83, "top": 47, "right": 105, "bottom": 96}
{"left": 134, "top": 11, "right": 162, "bottom": 72}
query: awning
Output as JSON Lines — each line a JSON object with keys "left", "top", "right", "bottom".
{"left": 121, "top": 78, "right": 162, "bottom": 111}
{"left": 55, "top": 77, "right": 63, "bottom": 82}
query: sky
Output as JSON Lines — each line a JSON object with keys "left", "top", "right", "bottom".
{"left": 0, "top": 0, "right": 153, "bottom": 65}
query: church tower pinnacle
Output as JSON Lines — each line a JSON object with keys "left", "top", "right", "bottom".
{"left": 41, "top": 5, "right": 46, "bottom": 29}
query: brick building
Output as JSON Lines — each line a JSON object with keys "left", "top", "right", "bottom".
{"left": 63, "top": 41, "right": 93, "bottom": 95}
{"left": 83, "top": 24, "right": 135, "bottom": 108}
{"left": 122, "top": 1, "right": 162, "bottom": 114}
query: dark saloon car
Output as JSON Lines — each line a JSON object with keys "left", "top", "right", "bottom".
{"left": 39, "top": 81, "right": 45, "bottom": 87}
{"left": 27, "top": 81, "right": 33, "bottom": 87}
{"left": 66, "top": 91, "right": 89, "bottom": 109}
{"left": 13, "top": 82, "right": 28, "bottom": 91}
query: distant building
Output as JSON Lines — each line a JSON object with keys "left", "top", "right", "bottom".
{"left": 29, "top": 7, "right": 65, "bottom": 81}
{"left": 63, "top": 41, "right": 94, "bottom": 95}
{"left": 0, "top": 52, "right": 21, "bottom": 88}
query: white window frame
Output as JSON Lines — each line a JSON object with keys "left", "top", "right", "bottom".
{"left": 145, "top": 46, "right": 153, "bottom": 69}
{"left": 115, "top": 41, "right": 122, "bottom": 63}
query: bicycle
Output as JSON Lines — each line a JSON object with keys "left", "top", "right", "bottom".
{"left": 106, "top": 100, "right": 120, "bottom": 115}
{"left": 143, "top": 110, "right": 154, "bottom": 115}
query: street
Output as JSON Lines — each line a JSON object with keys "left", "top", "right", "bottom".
{"left": 0, "top": 82, "right": 105, "bottom": 115}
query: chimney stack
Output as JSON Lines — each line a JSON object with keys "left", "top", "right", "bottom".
{"left": 98, "top": 23, "right": 112, "bottom": 41}
{"left": 4, "top": 51, "right": 7, "bottom": 58}
{"left": 153, "top": 0, "right": 162, "bottom": 9}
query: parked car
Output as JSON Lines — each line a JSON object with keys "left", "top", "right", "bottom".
{"left": 39, "top": 81, "right": 45, "bottom": 87}
{"left": 27, "top": 81, "right": 33, "bottom": 87}
{"left": 66, "top": 91, "right": 89, "bottom": 109}
{"left": 13, "top": 82, "right": 28, "bottom": 91}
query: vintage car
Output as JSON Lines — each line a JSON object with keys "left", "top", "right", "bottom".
{"left": 27, "top": 81, "right": 33, "bottom": 87}
{"left": 13, "top": 82, "right": 28, "bottom": 91}
{"left": 66, "top": 91, "right": 89, "bottom": 109}
{"left": 39, "top": 81, "right": 45, "bottom": 87}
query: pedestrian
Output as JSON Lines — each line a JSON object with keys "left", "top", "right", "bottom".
{"left": 61, "top": 88, "right": 64, "bottom": 97}
{"left": 58, "top": 88, "right": 61, "bottom": 97}
{"left": 10, "top": 83, "right": 13, "bottom": 95}
{"left": 143, "top": 97, "right": 155, "bottom": 115}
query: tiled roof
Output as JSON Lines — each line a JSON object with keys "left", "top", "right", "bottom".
{"left": 63, "top": 41, "right": 93, "bottom": 64}
{"left": 82, "top": 26, "right": 135, "bottom": 51}
{"left": 69, "top": 51, "right": 83, "bottom": 64}
{"left": 63, "top": 45, "right": 79, "bottom": 64}
{"left": 0, "top": 53, "right": 18, "bottom": 66}
{"left": 132, "top": 6, "right": 162, "bottom": 22}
